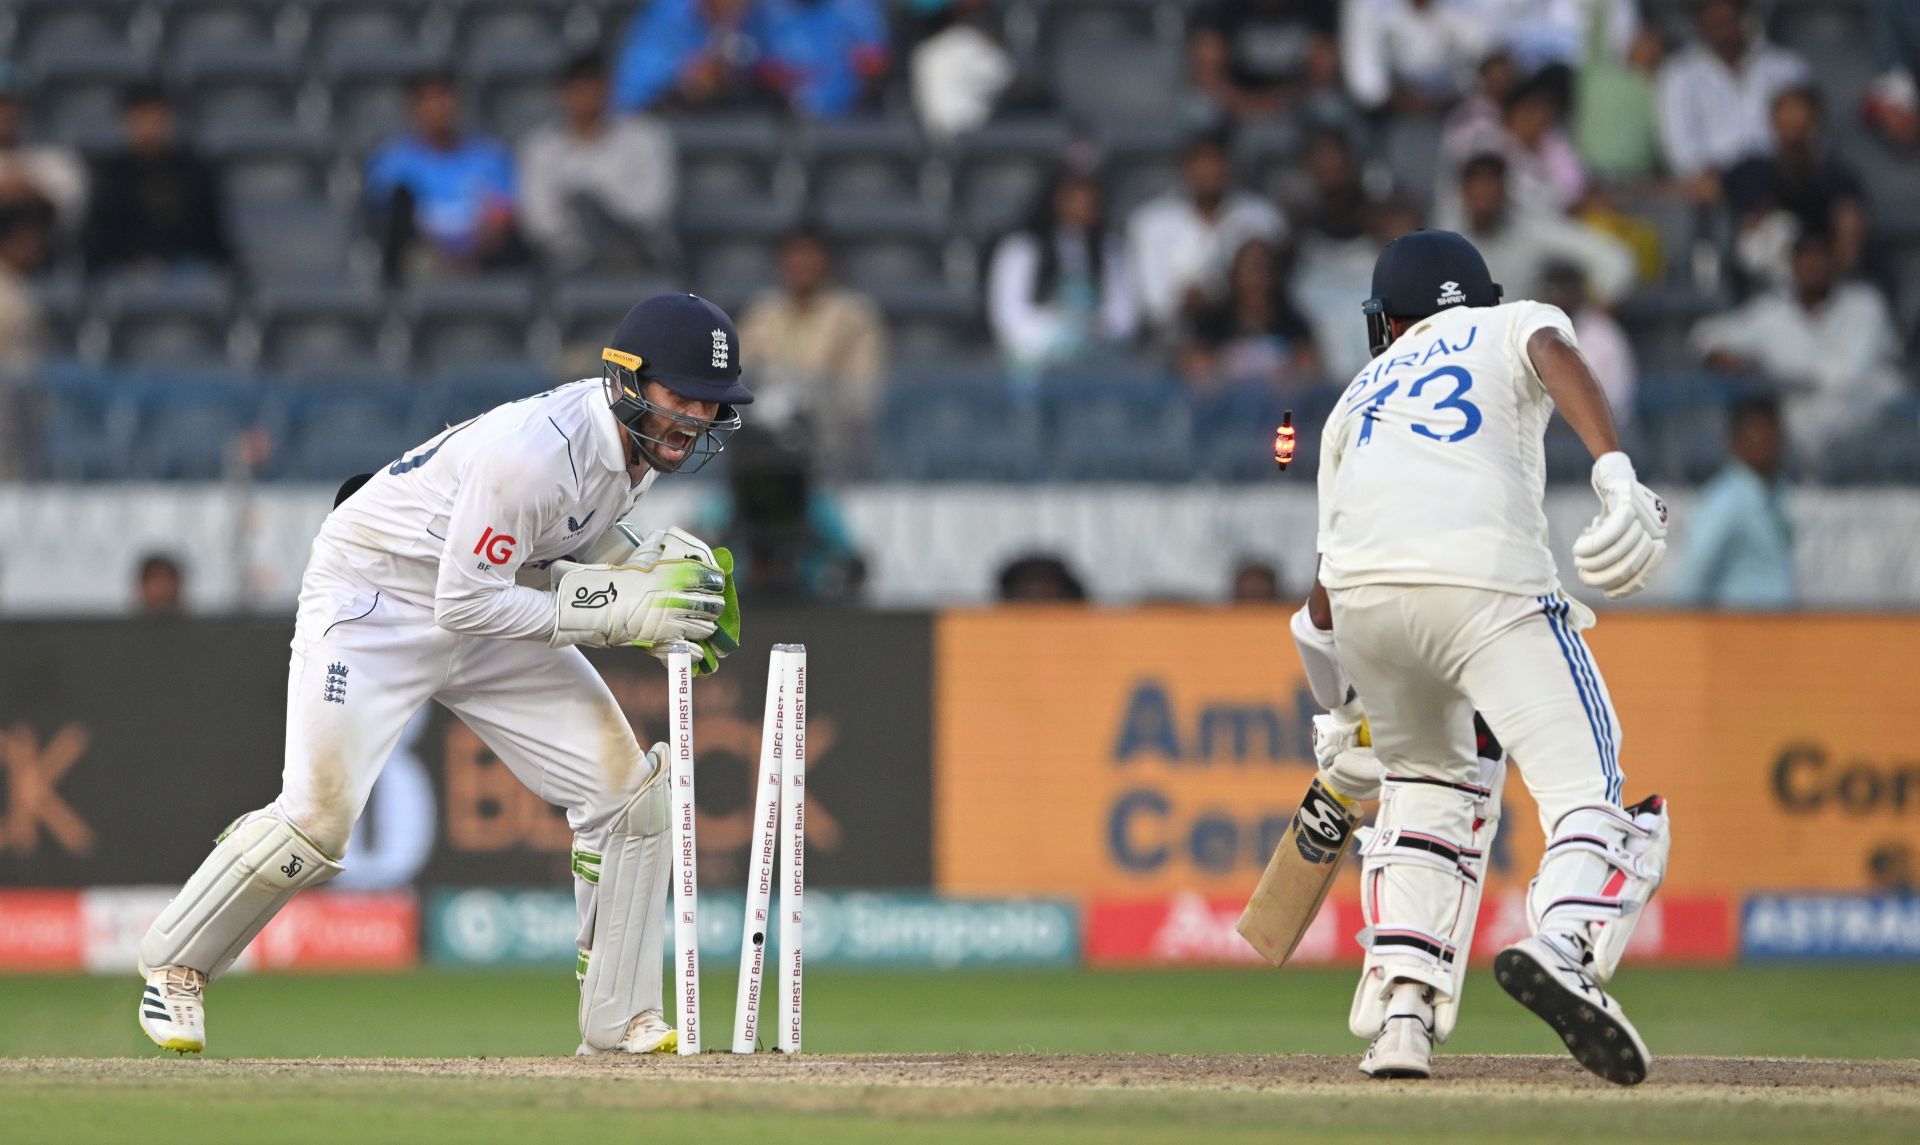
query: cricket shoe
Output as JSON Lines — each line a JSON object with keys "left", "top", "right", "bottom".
{"left": 1359, "top": 981, "right": 1434, "bottom": 1079}
{"left": 575, "top": 1011, "right": 678, "bottom": 1056}
{"left": 1496, "top": 934, "right": 1650, "bottom": 1086}
{"left": 138, "top": 965, "right": 207, "bottom": 1054}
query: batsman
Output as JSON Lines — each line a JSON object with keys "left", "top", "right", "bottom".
{"left": 1239, "top": 230, "right": 1672, "bottom": 1085}
{"left": 136, "top": 294, "right": 751, "bottom": 1056}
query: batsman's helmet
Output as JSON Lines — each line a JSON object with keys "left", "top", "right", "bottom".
{"left": 601, "top": 293, "right": 753, "bottom": 474}
{"left": 1362, "top": 229, "right": 1501, "bottom": 358}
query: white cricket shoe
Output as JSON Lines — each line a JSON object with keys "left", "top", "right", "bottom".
{"left": 1496, "top": 934, "right": 1651, "bottom": 1086}
{"left": 1359, "top": 981, "right": 1434, "bottom": 1079}
{"left": 138, "top": 965, "right": 207, "bottom": 1054}
{"left": 575, "top": 1010, "right": 679, "bottom": 1056}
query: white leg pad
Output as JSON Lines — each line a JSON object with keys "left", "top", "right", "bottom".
{"left": 577, "top": 747, "right": 672, "bottom": 1051}
{"left": 1527, "top": 796, "right": 1671, "bottom": 984}
{"left": 1349, "top": 756, "right": 1505, "bottom": 1043}
{"left": 139, "top": 805, "right": 344, "bottom": 981}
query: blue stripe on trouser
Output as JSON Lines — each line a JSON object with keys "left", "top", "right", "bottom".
{"left": 1562, "top": 605, "right": 1623, "bottom": 803}
{"left": 1536, "top": 599, "right": 1612, "bottom": 806}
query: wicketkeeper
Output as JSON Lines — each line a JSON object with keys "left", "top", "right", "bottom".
{"left": 137, "top": 293, "right": 751, "bottom": 1055}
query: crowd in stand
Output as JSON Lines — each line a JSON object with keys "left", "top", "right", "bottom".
{"left": 0, "top": 0, "right": 1915, "bottom": 498}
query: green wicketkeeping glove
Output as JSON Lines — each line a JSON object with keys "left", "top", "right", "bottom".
{"left": 694, "top": 546, "right": 739, "bottom": 676}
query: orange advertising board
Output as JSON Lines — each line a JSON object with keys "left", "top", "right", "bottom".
{"left": 934, "top": 610, "right": 1920, "bottom": 899}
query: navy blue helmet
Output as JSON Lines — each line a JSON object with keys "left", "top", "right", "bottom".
{"left": 601, "top": 293, "right": 753, "bottom": 474}
{"left": 1362, "top": 229, "right": 1502, "bottom": 358}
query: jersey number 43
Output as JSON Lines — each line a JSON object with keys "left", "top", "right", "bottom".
{"left": 1348, "top": 365, "right": 1482, "bottom": 446}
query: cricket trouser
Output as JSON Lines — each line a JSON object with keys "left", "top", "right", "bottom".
{"left": 1326, "top": 583, "right": 1621, "bottom": 834}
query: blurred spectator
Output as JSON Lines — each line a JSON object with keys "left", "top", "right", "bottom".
{"left": 1439, "top": 152, "right": 1634, "bottom": 306}
{"left": 0, "top": 66, "right": 85, "bottom": 259}
{"left": 1690, "top": 230, "right": 1902, "bottom": 455}
{"left": 1724, "top": 86, "right": 1868, "bottom": 288}
{"left": 1672, "top": 396, "right": 1795, "bottom": 608}
{"left": 1127, "top": 130, "right": 1286, "bottom": 339}
{"left": 1574, "top": 23, "right": 1664, "bottom": 182}
{"left": 1864, "top": 0, "right": 1920, "bottom": 149}
{"left": 614, "top": 0, "right": 888, "bottom": 118}
{"left": 1540, "top": 260, "right": 1636, "bottom": 416}
{"left": 1181, "top": 239, "right": 1320, "bottom": 391}
{"left": 988, "top": 169, "right": 1137, "bottom": 372}
{"left": 519, "top": 53, "right": 678, "bottom": 274}
{"left": 708, "top": 428, "right": 864, "bottom": 603}
{"left": 1230, "top": 558, "right": 1284, "bottom": 602}
{"left": 612, "top": 0, "right": 765, "bottom": 113}
{"left": 136, "top": 554, "right": 186, "bottom": 615}
{"left": 1284, "top": 127, "right": 1372, "bottom": 243}
{"left": 1340, "top": 0, "right": 1491, "bottom": 114}
{"left": 1656, "top": 0, "right": 1809, "bottom": 201}
{"left": 1189, "top": 0, "right": 1340, "bottom": 120}
{"left": 1294, "top": 196, "right": 1422, "bottom": 379}
{"left": 1442, "top": 50, "right": 1521, "bottom": 150}
{"left": 1445, "top": 68, "right": 1587, "bottom": 214}
{"left": 83, "top": 84, "right": 230, "bottom": 275}
{"left": 1484, "top": 0, "right": 1636, "bottom": 72}
{"left": 0, "top": 205, "right": 47, "bottom": 480}
{"left": 738, "top": 229, "right": 887, "bottom": 472}
{"left": 996, "top": 553, "right": 1087, "bottom": 602}
{"left": 910, "top": 0, "right": 1019, "bottom": 141}
{"left": 754, "top": 0, "right": 890, "bottom": 117}
{"left": 366, "top": 73, "right": 519, "bottom": 282}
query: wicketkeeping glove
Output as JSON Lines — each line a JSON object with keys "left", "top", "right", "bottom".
{"left": 1572, "top": 451, "right": 1669, "bottom": 600}
{"left": 549, "top": 527, "right": 726, "bottom": 649}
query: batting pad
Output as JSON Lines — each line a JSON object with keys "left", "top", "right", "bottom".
{"left": 139, "top": 805, "right": 344, "bottom": 981}
{"left": 577, "top": 748, "right": 673, "bottom": 1051}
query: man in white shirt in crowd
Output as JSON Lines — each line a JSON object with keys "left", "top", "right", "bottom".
{"left": 519, "top": 52, "right": 679, "bottom": 272}
{"left": 1127, "top": 129, "right": 1285, "bottom": 340}
{"left": 1657, "top": 0, "right": 1809, "bottom": 201}
{"left": 1690, "top": 229, "right": 1901, "bottom": 456}
{"left": 1340, "top": 0, "right": 1491, "bottom": 114}
{"left": 136, "top": 294, "right": 750, "bottom": 1058}
{"left": 1439, "top": 152, "right": 1634, "bottom": 306}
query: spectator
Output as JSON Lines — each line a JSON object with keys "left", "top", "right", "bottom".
{"left": 996, "top": 553, "right": 1087, "bottom": 602}
{"left": 738, "top": 229, "right": 888, "bottom": 472}
{"left": 1294, "top": 195, "right": 1422, "bottom": 379}
{"left": 910, "top": 0, "right": 1019, "bottom": 141}
{"left": 1442, "top": 50, "right": 1521, "bottom": 152}
{"left": 1283, "top": 127, "right": 1372, "bottom": 244}
{"left": 611, "top": 0, "right": 766, "bottom": 114}
{"left": 0, "top": 205, "right": 48, "bottom": 479}
{"left": 1189, "top": 0, "right": 1341, "bottom": 120}
{"left": 519, "top": 53, "right": 678, "bottom": 274}
{"left": 1539, "top": 260, "right": 1636, "bottom": 416}
{"left": 1724, "top": 86, "right": 1869, "bottom": 288}
{"left": 1574, "top": 23, "right": 1665, "bottom": 182}
{"left": 1439, "top": 152, "right": 1634, "bottom": 306}
{"left": 1671, "top": 396, "right": 1795, "bottom": 608}
{"left": 1690, "top": 230, "right": 1902, "bottom": 455}
{"left": 754, "top": 0, "right": 890, "bottom": 118}
{"left": 987, "top": 169, "right": 1137, "bottom": 372}
{"left": 1656, "top": 0, "right": 1809, "bottom": 201}
{"left": 1181, "top": 238, "right": 1320, "bottom": 392}
{"left": 1483, "top": 0, "right": 1637, "bottom": 72}
{"left": 1864, "top": 0, "right": 1920, "bottom": 149}
{"left": 136, "top": 554, "right": 186, "bottom": 615}
{"left": 1127, "top": 130, "right": 1286, "bottom": 339}
{"left": 1340, "top": 0, "right": 1491, "bottom": 114}
{"left": 1230, "top": 559, "right": 1285, "bottom": 602}
{"left": 708, "top": 428, "right": 864, "bottom": 602}
{"left": 1445, "top": 68, "right": 1587, "bottom": 214}
{"left": 82, "top": 84, "right": 230, "bottom": 275}
{"left": 366, "top": 73, "right": 519, "bottom": 282}
{"left": 0, "top": 66, "right": 86, "bottom": 257}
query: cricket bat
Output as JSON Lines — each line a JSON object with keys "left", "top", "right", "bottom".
{"left": 1235, "top": 775, "right": 1362, "bottom": 966}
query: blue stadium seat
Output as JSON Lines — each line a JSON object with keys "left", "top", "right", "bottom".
{"left": 156, "top": 0, "right": 285, "bottom": 53}
{"left": 171, "top": 40, "right": 306, "bottom": 132}
{"left": 270, "top": 384, "right": 422, "bottom": 482}
{"left": 423, "top": 359, "right": 555, "bottom": 428}
{"left": 467, "top": 39, "right": 567, "bottom": 139}
{"left": 97, "top": 273, "right": 236, "bottom": 369}
{"left": 28, "top": 42, "right": 155, "bottom": 142}
{"left": 254, "top": 280, "right": 391, "bottom": 373}
{"left": 552, "top": 276, "right": 678, "bottom": 349}
{"left": 16, "top": 0, "right": 142, "bottom": 62}
{"left": 806, "top": 117, "right": 929, "bottom": 206}
{"left": 323, "top": 41, "right": 450, "bottom": 153}
{"left": 448, "top": 0, "right": 575, "bottom": 53}
{"left": 200, "top": 120, "right": 332, "bottom": 205}
{"left": 951, "top": 118, "right": 1071, "bottom": 240}
{"left": 33, "top": 361, "right": 136, "bottom": 480}
{"left": 876, "top": 382, "right": 1045, "bottom": 480}
{"left": 1043, "top": 372, "right": 1191, "bottom": 481}
{"left": 306, "top": 0, "right": 438, "bottom": 57}
{"left": 1051, "top": 35, "right": 1185, "bottom": 133}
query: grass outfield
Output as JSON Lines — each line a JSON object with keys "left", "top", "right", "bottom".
{"left": 5, "top": 967, "right": 1919, "bottom": 1144}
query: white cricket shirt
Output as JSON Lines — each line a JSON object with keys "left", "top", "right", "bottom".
{"left": 310, "top": 378, "right": 657, "bottom": 640}
{"left": 1316, "top": 300, "right": 1574, "bottom": 596}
